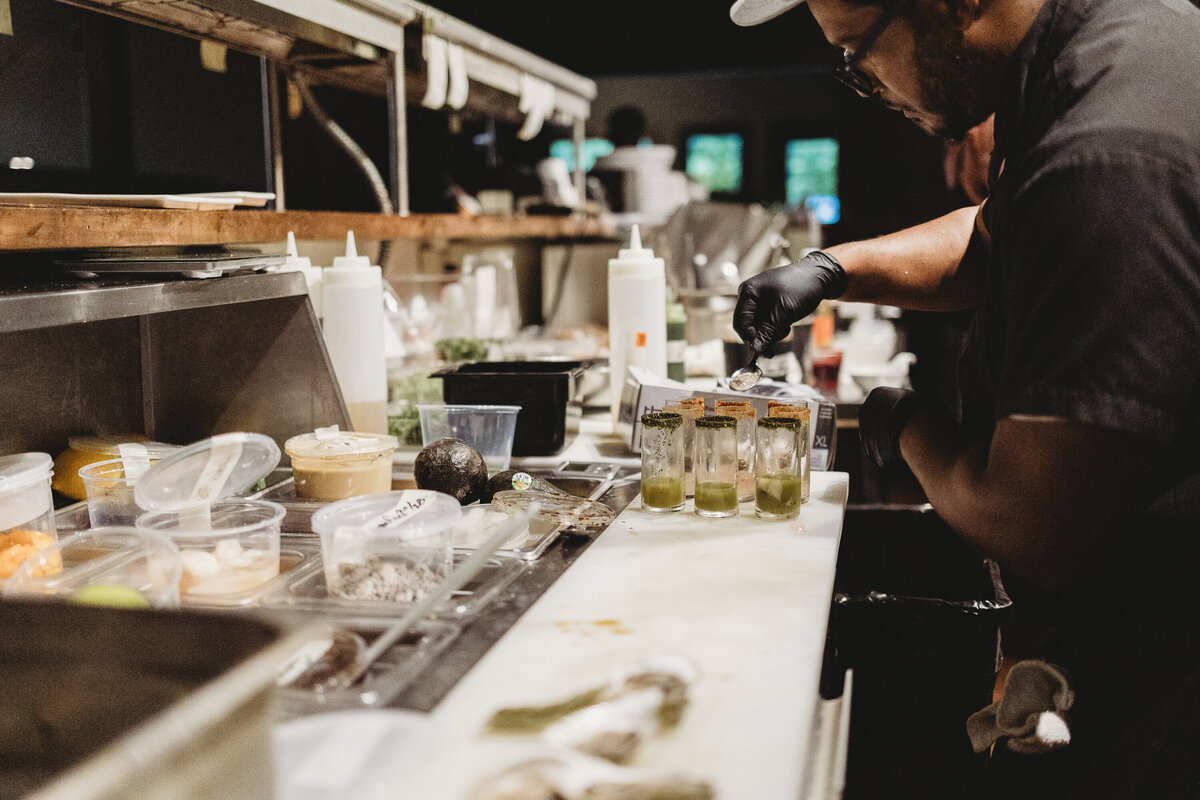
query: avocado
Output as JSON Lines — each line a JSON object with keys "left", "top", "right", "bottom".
{"left": 414, "top": 437, "right": 489, "bottom": 505}
{"left": 484, "top": 470, "right": 572, "bottom": 503}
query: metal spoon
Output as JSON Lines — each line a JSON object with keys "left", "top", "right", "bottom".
{"left": 277, "top": 508, "right": 534, "bottom": 693}
{"left": 728, "top": 349, "right": 763, "bottom": 391}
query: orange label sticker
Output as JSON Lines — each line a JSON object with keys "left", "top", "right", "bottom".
{"left": 636, "top": 332, "right": 647, "bottom": 347}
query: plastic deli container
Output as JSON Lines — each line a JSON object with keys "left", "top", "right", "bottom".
{"left": 5, "top": 527, "right": 183, "bottom": 609}
{"left": 134, "top": 433, "right": 285, "bottom": 598}
{"left": 0, "top": 453, "right": 59, "bottom": 580}
{"left": 52, "top": 435, "right": 179, "bottom": 502}
{"left": 284, "top": 427, "right": 398, "bottom": 502}
{"left": 433, "top": 361, "right": 585, "bottom": 456}
{"left": 416, "top": 405, "right": 519, "bottom": 473}
{"left": 310, "top": 489, "right": 460, "bottom": 602}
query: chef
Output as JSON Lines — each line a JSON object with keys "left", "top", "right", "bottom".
{"left": 730, "top": 0, "right": 1200, "bottom": 795}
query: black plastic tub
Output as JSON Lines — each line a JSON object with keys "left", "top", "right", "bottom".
{"left": 433, "top": 361, "right": 585, "bottom": 456}
{"left": 824, "top": 504, "right": 1012, "bottom": 799}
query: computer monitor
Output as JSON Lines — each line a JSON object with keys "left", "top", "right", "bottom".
{"left": 785, "top": 137, "right": 840, "bottom": 223}
{"left": 685, "top": 133, "right": 744, "bottom": 195}
{"left": 549, "top": 138, "right": 615, "bottom": 172}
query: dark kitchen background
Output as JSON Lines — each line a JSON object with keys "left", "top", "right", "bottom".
{"left": 0, "top": 0, "right": 952, "bottom": 245}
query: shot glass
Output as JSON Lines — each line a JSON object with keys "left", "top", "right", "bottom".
{"left": 714, "top": 400, "right": 757, "bottom": 502}
{"left": 640, "top": 412, "right": 685, "bottom": 513}
{"left": 662, "top": 397, "right": 705, "bottom": 496}
{"left": 755, "top": 417, "right": 803, "bottom": 520}
{"left": 768, "top": 401, "right": 812, "bottom": 503}
{"left": 693, "top": 416, "right": 739, "bottom": 518}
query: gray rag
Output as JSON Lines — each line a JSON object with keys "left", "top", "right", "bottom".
{"left": 966, "top": 659, "right": 1075, "bottom": 754}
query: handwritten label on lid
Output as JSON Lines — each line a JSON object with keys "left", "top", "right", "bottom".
{"left": 374, "top": 493, "right": 431, "bottom": 529}
{"left": 185, "top": 432, "right": 245, "bottom": 506}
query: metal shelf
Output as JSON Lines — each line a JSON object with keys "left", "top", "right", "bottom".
{"left": 0, "top": 270, "right": 308, "bottom": 334}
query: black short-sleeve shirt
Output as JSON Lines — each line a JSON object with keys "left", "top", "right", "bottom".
{"left": 969, "top": 0, "right": 1200, "bottom": 529}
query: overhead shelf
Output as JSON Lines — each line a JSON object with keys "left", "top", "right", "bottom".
{"left": 0, "top": 206, "right": 614, "bottom": 251}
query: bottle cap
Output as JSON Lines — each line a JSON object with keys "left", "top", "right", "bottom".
{"left": 331, "top": 231, "right": 372, "bottom": 270}
{"left": 281, "top": 231, "right": 312, "bottom": 270}
{"left": 618, "top": 224, "right": 654, "bottom": 260}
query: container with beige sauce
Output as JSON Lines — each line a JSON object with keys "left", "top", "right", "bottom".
{"left": 285, "top": 427, "right": 398, "bottom": 502}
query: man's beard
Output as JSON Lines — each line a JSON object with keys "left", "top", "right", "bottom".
{"left": 910, "top": 25, "right": 1001, "bottom": 140}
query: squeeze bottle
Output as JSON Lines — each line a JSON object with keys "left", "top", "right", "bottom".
{"left": 321, "top": 231, "right": 388, "bottom": 435}
{"left": 280, "top": 231, "right": 324, "bottom": 320}
{"left": 607, "top": 225, "right": 668, "bottom": 425}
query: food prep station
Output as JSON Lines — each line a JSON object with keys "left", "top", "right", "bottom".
{"left": 0, "top": 267, "right": 857, "bottom": 799}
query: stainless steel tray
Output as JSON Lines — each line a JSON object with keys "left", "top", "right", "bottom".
{"left": 277, "top": 618, "right": 460, "bottom": 716}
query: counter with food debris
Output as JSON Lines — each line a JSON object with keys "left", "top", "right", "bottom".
{"left": 337, "top": 468, "right": 849, "bottom": 798}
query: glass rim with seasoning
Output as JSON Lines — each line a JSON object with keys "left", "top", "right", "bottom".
{"left": 755, "top": 417, "right": 803, "bottom": 520}
{"left": 694, "top": 416, "right": 738, "bottom": 518}
{"left": 641, "top": 412, "right": 686, "bottom": 513}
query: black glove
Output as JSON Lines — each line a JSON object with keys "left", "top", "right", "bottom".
{"left": 859, "top": 387, "right": 929, "bottom": 470}
{"left": 733, "top": 250, "right": 848, "bottom": 351}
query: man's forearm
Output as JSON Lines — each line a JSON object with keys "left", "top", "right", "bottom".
{"left": 828, "top": 206, "right": 986, "bottom": 311}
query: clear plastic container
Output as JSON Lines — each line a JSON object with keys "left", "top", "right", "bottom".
{"left": 417, "top": 404, "right": 520, "bottom": 473}
{"left": 284, "top": 428, "right": 398, "bottom": 502}
{"left": 51, "top": 435, "right": 179, "bottom": 502}
{"left": 133, "top": 432, "right": 285, "bottom": 598}
{"left": 79, "top": 459, "right": 144, "bottom": 527}
{"left": 5, "top": 527, "right": 183, "bottom": 608}
{"left": 136, "top": 501, "right": 285, "bottom": 597}
{"left": 310, "top": 489, "right": 461, "bottom": 603}
{"left": 0, "top": 453, "right": 58, "bottom": 580}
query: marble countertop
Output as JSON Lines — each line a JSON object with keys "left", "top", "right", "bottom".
{"left": 366, "top": 468, "right": 850, "bottom": 798}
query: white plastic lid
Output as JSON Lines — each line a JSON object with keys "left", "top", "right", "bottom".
{"left": 0, "top": 453, "right": 53, "bottom": 494}
{"left": 134, "top": 432, "right": 281, "bottom": 512}
{"left": 610, "top": 224, "right": 664, "bottom": 278}
{"left": 311, "top": 489, "right": 460, "bottom": 541}
{"left": 285, "top": 426, "right": 398, "bottom": 460}
{"left": 66, "top": 435, "right": 180, "bottom": 460}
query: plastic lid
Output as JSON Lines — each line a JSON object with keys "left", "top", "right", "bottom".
{"left": 285, "top": 426, "right": 398, "bottom": 459}
{"left": 134, "top": 432, "right": 281, "bottom": 512}
{"left": 66, "top": 435, "right": 180, "bottom": 460}
{"left": 492, "top": 490, "right": 616, "bottom": 529}
{"left": 0, "top": 453, "right": 53, "bottom": 493}
{"left": 310, "top": 489, "right": 461, "bottom": 541}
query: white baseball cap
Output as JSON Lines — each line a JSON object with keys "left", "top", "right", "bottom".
{"left": 729, "top": 0, "right": 808, "bottom": 26}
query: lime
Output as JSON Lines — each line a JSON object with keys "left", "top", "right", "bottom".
{"left": 70, "top": 584, "right": 151, "bottom": 609}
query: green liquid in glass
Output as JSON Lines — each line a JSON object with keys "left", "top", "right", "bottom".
{"left": 756, "top": 473, "right": 802, "bottom": 516}
{"left": 694, "top": 481, "right": 739, "bottom": 512}
{"left": 642, "top": 476, "right": 684, "bottom": 509}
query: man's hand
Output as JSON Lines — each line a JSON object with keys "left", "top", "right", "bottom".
{"left": 733, "top": 251, "right": 847, "bottom": 350}
{"left": 859, "top": 386, "right": 930, "bottom": 469}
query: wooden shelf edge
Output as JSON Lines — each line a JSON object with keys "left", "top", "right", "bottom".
{"left": 0, "top": 207, "right": 615, "bottom": 251}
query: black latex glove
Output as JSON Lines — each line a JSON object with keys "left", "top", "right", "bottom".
{"left": 733, "top": 250, "right": 848, "bottom": 351}
{"left": 859, "top": 387, "right": 930, "bottom": 470}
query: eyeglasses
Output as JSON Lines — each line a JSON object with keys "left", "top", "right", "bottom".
{"left": 833, "top": 0, "right": 911, "bottom": 96}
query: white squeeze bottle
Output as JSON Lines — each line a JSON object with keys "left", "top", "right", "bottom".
{"left": 321, "top": 231, "right": 388, "bottom": 435}
{"left": 280, "top": 231, "right": 325, "bottom": 321}
{"left": 607, "top": 224, "right": 668, "bottom": 425}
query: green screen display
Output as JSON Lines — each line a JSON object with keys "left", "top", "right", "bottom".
{"left": 785, "top": 138, "right": 839, "bottom": 211}
{"left": 686, "top": 133, "right": 744, "bottom": 194}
